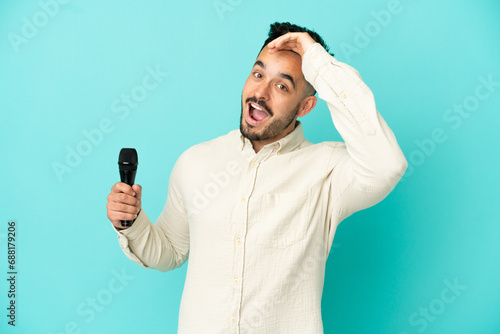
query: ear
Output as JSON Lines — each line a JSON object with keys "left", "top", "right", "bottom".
{"left": 296, "top": 95, "right": 317, "bottom": 117}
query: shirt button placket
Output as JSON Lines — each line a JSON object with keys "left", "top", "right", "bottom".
{"left": 232, "top": 159, "right": 260, "bottom": 333}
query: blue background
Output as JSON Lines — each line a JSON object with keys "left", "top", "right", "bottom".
{"left": 1, "top": 0, "right": 499, "bottom": 333}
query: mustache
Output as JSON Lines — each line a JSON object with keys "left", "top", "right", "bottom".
{"left": 245, "top": 97, "right": 274, "bottom": 116}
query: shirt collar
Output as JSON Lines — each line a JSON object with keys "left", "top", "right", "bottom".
{"left": 239, "top": 121, "right": 305, "bottom": 156}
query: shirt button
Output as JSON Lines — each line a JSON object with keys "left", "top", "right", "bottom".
{"left": 236, "top": 238, "right": 242, "bottom": 245}
{"left": 241, "top": 196, "right": 246, "bottom": 202}
{"left": 250, "top": 162, "right": 256, "bottom": 168}
{"left": 234, "top": 278, "right": 239, "bottom": 284}
{"left": 231, "top": 317, "right": 237, "bottom": 323}
{"left": 312, "top": 54, "right": 317, "bottom": 60}
{"left": 342, "top": 93, "right": 347, "bottom": 99}
{"left": 277, "top": 151, "right": 282, "bottom": 155}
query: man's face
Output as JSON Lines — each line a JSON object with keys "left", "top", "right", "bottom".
{"left": 240, "top": 45, "right": 309, "bottom": 145}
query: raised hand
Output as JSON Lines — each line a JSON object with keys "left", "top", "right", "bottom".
{"left": 266, "top": 32, "right": 316, "bottom": 57}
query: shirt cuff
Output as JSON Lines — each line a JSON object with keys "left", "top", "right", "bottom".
{"left": 302, "top": 43, "right": 338, "bottom": 87}
{"left": 113, "top": 210, "right": 151, "bottom": 268}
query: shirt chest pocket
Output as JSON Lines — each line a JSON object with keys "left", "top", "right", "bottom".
{"left": 255, "top": 188, "right": 311, "bottom": 249}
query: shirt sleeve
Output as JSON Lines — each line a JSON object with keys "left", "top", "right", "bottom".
{"left": 113, "top": 153, "right": 190, "bottom": 272}
{"left": 302, "top": 43, "right": 408, "bottom": 228}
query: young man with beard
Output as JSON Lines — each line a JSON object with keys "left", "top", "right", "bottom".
{"left": 106, "top": 22, "right": 407, "bottom": 333}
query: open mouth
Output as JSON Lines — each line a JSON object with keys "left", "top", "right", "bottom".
{"left": 246, "top": 102, "right": 270, "bottom": 126}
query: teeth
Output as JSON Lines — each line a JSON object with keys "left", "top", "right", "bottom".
{"left": 251, "top": 103, "right": 263, "bottom": 111}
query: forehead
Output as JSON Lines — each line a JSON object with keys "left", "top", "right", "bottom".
{"left": 254, "top": 45, "right": 303, "bottom": 76}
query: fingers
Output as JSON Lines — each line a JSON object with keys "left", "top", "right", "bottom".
{"left": 107, "top": 182, "right": 142, "bottom": 228}
{"left": 268, "top": 33, "right": 298, "bottom": 49}
{"left": 132, "top": 184, "right": 142, "bottom": 201}
{"left": 271, "top": 41, "right": 298, "bottom": 51}
{"left": 268, "top": 33, "right": 294, "bottom": 47}
{"left": 107, "top": 201, "right": 139, "bottom": 215}
{"left": 107, "top": 203, "right": 139, "bottom": 221}
{"left": 268, "top": 39, "right": 300, "bottom": 54}
{"left": 267, "top": 32, "right": 315, "bottom": 56}
{"left": 112, "top": 182, "right": 136, "bottom": 197}
{"left": 108, "top": 191, "right": 138, "bottom": 206}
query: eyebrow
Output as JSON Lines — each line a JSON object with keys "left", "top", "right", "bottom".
{"left": 254, "top": 60, "right": 296, "bottom": 90}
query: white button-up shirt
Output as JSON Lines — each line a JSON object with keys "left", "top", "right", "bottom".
{"left": 114, "top": 43, "right": 408, "bottom": 333}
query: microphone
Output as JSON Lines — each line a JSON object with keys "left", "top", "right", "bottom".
{"left": 118, "top": 148, "right": 138, "bottom": 227}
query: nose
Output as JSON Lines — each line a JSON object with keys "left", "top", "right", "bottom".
{"left": 254, "top": 81, "right": 270, "bottom": 100}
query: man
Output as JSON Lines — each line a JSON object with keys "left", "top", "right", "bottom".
{"left": 106, "top": 22, "right": 407, "bottom": 333}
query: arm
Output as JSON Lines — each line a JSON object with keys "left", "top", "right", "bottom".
{"left": 269, "top": 33, "right": 408, "bottom": 221}
{"left": 107, "top": 155, "right": 190, "bottom": 272}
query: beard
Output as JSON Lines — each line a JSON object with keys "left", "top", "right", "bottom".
{"left": 239, "top": 96, "right": 300, "bottom": 142}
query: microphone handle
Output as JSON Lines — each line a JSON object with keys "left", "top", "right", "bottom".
{"left": 120, "top": 170, "right": 137, "bottom": 227}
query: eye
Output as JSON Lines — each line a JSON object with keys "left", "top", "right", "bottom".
{"left": 253, "top": 72, "right": 262, "bottom": 79}
{"left": 277, "top": 84, "right": 288, "bottom": 91}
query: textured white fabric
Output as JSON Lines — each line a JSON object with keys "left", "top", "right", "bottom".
{"left": 114, "top": 43, "right": 408, "bottom": 333}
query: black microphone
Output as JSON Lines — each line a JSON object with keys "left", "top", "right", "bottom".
{"left": 118, "top": 148, "right": 138, "bottom": 227}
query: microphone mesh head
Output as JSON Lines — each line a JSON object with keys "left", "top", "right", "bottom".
{"left": 119, "top": 148, "right": 138, "bottom": 165}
